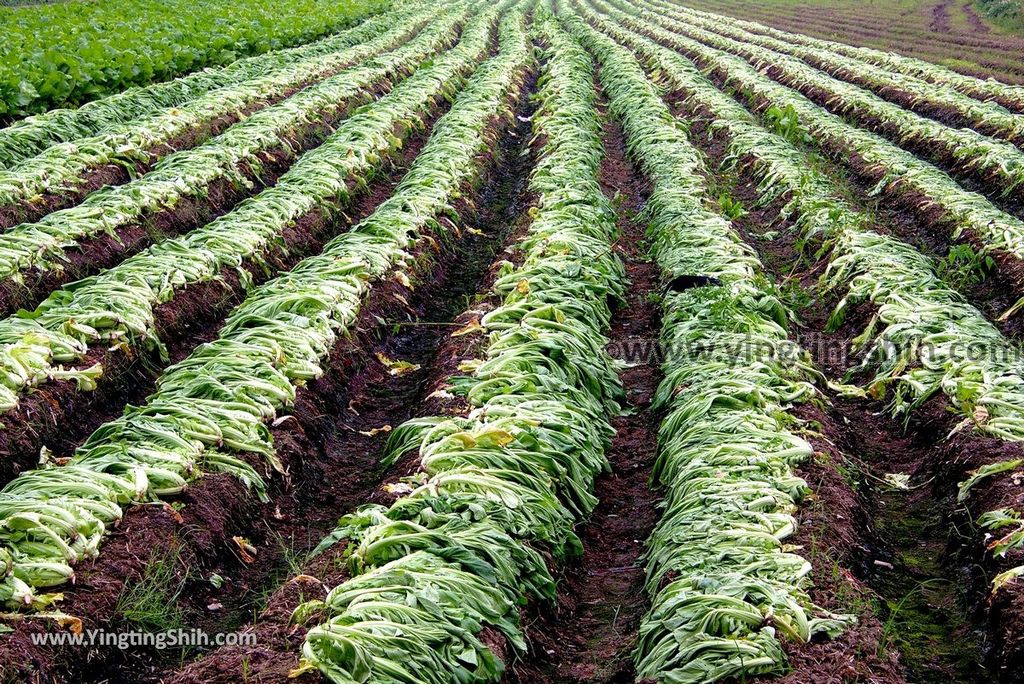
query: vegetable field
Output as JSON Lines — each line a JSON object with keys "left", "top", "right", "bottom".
{"left": 2, "top": 1, "right": 1024, "bottom": 683}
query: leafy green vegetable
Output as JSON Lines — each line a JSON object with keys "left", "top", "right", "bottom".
{"left": 0, "top": 0, "right": 390, "bottom": 117}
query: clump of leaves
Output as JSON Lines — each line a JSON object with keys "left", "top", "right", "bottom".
{"left": 764, "top": 104, "right": 812, "bottom": 145}
{"left": 718, "top": 191, "right": 746, "bottom": 220}
{"left": 936, "top": 244, "right": 994, "bottom": 290}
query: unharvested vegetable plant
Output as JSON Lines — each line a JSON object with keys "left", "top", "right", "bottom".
{"left": 0, "top": 0, "right": 389, "bottom": 117}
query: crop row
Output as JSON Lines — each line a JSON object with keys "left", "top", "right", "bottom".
{"left": 566, "top": 10, "right": 849, "bottom": 682}
{"left": 636, "top": 0, "right": 1024, "bottom": 206}
{"left": 680, "top": 3, "right": 1024, "bottom": 113}
{"left": 622, "top": 1, "right": 1024, "bottom": 454}
{"left": 607, "top": 0, "right": 1024, "bottom": 298}
{"left": 0, "top": 7, "right": 404, "bottom": 171}
{"left": 594, "top": 0, "right": 1024, "bottom": 426}
{"left": 650, "top": 0, "right": 1024, "bottom": 145}
{"left": 656, "top": 1, "right": 1024, "bottom": 666}
{"left": 0, "top": 2, "right": 503, "bottom": 610}
{"left": 0, "top": 0, "right": 388, "bottom": 117}
{"left": 296, "top": 8, "right": 626, "bottom": 681}
{"left": 0, "top": 8, "right": 470, "bottom": 426}
{"left": 591, "top": 0, "right": 1024, "bottom": 622}
{"left": 0, "top": 6, "right": 430, "bottom": 215}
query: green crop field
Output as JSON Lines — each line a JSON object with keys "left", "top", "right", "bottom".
{"left": 0, "top": 1, "right": 1023, "bottom": 683}
{"left": 0, "top": 0, "right": 388, "bottom": 117}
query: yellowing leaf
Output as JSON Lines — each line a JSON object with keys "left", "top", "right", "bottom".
{"left": 477, "top": 429, "right": 515, "bottom": 447}
{"left": 992, "top": 566, "right": 1024, "bottom": 596}
{"left": 376, "top": 353, "right": 421, "bottom": 377}
{"left": 232, "top": 536, "right": 257, "bottom": 564}
{"left": 450, "top": 433, "right": 477, "bottom": 448}
{"left": 359, "top": 425, "right": 392, "bottom": 437}
{"left": 451, "top": 318, "right": 482, "bottom": 337}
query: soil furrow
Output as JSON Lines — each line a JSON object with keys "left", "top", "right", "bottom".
{"left": 506, "top": 97, "right": 662, "bottom": 684}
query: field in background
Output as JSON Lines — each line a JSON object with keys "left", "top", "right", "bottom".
{"left": 0, "top": 0, "right": 389, "bottom": 118}
{"left": 675, "top": 0, "right": 1024, "bottom": 83}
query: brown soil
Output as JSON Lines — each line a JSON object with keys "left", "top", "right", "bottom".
{"left": 506, "top": 95, "right": 662, "bottom": 684}
{"left": 963, "top": 2, "right": 993, "bottom": 34}
{"left": 932, "top": 0, "right": 954, "bottom": 33}
{"left": 749, "top": 402, "right": 908, "bottom": 684}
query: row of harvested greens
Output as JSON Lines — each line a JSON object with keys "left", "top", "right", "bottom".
{"left": 294, "top": 8, "right": 628, "bottom": 681}
{"left": 592, "top": 0, "right": 1024, "bottom": 613}
{"left": 0, "top": 6, "right": 468, "bottom": 414}
{"left": 0, "top": 1, "right": 506, "bottom": 609}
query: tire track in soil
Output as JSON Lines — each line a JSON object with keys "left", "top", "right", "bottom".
{"left": 931, "top": 0, "right": 954, "bottom": 33}
{"left": 506, "top": 95, "right": 662, "bottom": 684}
{"left": 962, "top": 2, "right": 992, "bottom": 34}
